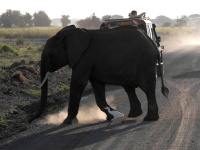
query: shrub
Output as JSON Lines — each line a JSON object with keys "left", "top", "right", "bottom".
{"left": 15, "top": 38, "right": 25, "bottom": 46}
{"left": 27, "top": 46, "right": 35, "bottom": 51}
{"left": 37, "top": 44, "right": 45, "bottom": 52}
{"left": 0, "top": 44, "right": 17, "bottom": 55}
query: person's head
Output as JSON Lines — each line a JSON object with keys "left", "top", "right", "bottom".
{"left": 129, "top": 10, "right": 137, "bottom": 16}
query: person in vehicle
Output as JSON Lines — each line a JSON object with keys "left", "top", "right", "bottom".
{"left": 129, "top": 10, "right": 137, "bottom": 18}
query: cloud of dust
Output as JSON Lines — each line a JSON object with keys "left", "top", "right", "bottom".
{"left": 164, "top": 34, "right": 200, "bottom": 53}
{"left": 39, "top": 95, "right": 116, "bottom": 125}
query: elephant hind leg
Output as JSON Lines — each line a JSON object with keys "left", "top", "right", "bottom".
{"left": 143, "top": 89, "right": 159, "bottom": 121}
{"left": 139, "top": 74, "right": 159, "bottom": 121}
{"left": 123, "top": 86, "right": 143, "bottom": 118}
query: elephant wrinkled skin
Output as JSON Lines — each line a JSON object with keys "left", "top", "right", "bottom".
{"left": 29, "top": 25, "right": 169, "bottom": 124}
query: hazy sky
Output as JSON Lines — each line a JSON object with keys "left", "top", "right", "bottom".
{"left": 0, "top": 0, "right": 199, "bottom": 19}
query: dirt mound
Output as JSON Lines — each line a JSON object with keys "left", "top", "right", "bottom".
{"left": 11, "top": 71, "right": 29, "bottom": 83}
{"left": 0, "top": 60, "right": 73, "bottom": 141}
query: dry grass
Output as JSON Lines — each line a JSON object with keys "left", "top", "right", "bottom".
{"left": 0, "top": 26, "right": 195, "bottom": 39}
{"left": 156, "top": 27, "right": 195, "bottom": 36}
{"left": 0, "top": 27, "right": 62, "bottom": 40}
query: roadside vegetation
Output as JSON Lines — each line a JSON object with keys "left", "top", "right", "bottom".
{"left": 0, "top": 27, "right": 62, "bottom": 67}
{"left": 0, "top": 44, "right": 43, "bottom": 67}
{"left": 0, "top": 26, "right": 195, "bottom": 67}
{"left": 0, "top": 27, "right": 61, "bottom": 40}
{"left": 156, "top": 26, "right": 195, "bottom": 36}
{"left": 0, "top": 26, "right": 195, "bottom": 40}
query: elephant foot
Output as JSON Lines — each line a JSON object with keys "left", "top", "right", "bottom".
{"left": 143, "top": 111, "right": 159, "bottom": 121}
{"left": 106, "top": 115, "right": 114, "bottom": 121}
{"left": 62, "top": 117, "right": 79, "bottom": 125}
{"left": 128, "top": 109, "right": 143, "bottom": 118}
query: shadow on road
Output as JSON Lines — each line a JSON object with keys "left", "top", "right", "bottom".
{"left": 1, "top": 120, "right": 153, "bottom": 150}
{"left": 173, "top": 70, "right": 200, "bottom": 79}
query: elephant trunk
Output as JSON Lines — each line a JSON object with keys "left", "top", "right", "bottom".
{"left": 28, "top": 58, "right": 49, "bottom": 123}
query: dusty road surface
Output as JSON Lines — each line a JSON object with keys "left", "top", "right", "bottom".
{"left": 1, "top": 41, "right": 200, "bottom": 150}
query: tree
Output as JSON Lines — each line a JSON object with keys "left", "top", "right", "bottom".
{"left": 23, "top": 13, "right": 33, "bottom": 27}
{"left": 76, "top": 13, "right": 101, "bottom": 29}
{"left": 0, "top": 9, "right": 31, "bottom": 27}
{"left": 33, "top": 11, "right": 51, "bottom": 26}
{"left": 152, "top": 15, "right": 173, "bottom": 26}
{"left": 156, "top": 15, "right": 171, "bottom": 20}
{"left": 91, "top": 13, "right": 101, "bottom": 28}
{"left": 11, "top": 10, "right": 23, "bottom": 27}
{"left": 1, "top": 9, "right": 13, "bottom": 27}
{"left": 188, "top": 14, "right": 200, "bottom": 26}
{"left": 188, "top": 14, "right": 200, "bottom": 19}
{"left": 60, "top": 15, "right": 71, "bottom": 27}
{"left": 102, "top": 15, "right": 112, "bottom": 21}
{"left": 175, "top": 15, "right": 188, "bottom": 27}
{"left": 110, "top": 15, "right": 123, "bottom": 19}
{"left": 76, "top": 18, "right": 90, "bottom": 28}
{"left": 162, "top": 22, "right": 171, "bottom": 27}
{"left": 0, "top": 15, "right": 2, "bottom": 27}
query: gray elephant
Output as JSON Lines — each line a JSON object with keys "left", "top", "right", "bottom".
{"left": 29, "top": 25, "right": 169, "bottom": 124}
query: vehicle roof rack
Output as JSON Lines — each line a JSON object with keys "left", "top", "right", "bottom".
{"left": 105, "top": 12, "right": 146, "bottom": 22}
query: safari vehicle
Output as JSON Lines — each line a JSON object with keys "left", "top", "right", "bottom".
{"left": 100, "top": 12, "right": 164, "bottom": 77}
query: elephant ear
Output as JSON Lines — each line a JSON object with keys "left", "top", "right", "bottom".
{"left": 64, "top": 28, "right": 90, "bottom": 68}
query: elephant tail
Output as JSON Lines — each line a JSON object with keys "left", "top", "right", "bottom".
{"left": 157, "top": 51, "right": 169, "bottom": 98}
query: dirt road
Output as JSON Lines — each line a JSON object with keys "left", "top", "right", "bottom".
{"left": 1, "top": 42, "right": 200, "bottom": 150}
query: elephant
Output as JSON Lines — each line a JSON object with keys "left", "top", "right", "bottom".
{"left": 28, "top": 25, "right": 169, "bottom": 124}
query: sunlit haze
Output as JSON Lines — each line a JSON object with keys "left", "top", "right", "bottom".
{"left": 1, "top": 0, "right": 199, "bottom": 19}
{"left": 40, "top": 95, "right": 116, "bottom": 125}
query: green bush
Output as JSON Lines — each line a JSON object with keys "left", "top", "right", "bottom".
{"left": 37, "top": 44, "right": 45, "bottom": 52}
{"left": 0, "top": 44, "right": 17, "bottom": 55}
{"left": 27, "top": 46, "right": 35, "bottom": 51}
{"left": 15, "top": 38, "right": 25, "bottom": 45}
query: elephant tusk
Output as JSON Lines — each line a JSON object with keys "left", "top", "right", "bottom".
{"left": 40, "top": 72, "right": 50, "bottom": 88}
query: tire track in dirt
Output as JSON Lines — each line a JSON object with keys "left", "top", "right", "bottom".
{"left": 170, "top": 45, "right": 200, "bottom": 149}
{"left": 154, "top": 45, "right": 200, "bottom": 149}
{"left": 168, "top": 80, "right": 196, "bottom": 149}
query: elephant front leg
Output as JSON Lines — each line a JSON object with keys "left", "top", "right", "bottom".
{"left": 90, "top": 78, "right": 124, "bottom": 121}
{"left": 63, "top": 80, "right": 87, "bottom": 124}
{"left": 123, "top": 86, "right": 143, "bottom": 118}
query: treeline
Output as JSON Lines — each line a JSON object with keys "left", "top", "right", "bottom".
{"left": 1, "top": 9, "right": 200, "bottom": 28}
{"left": 0, "top": 9, "right": 73, "bottom": 28}
{"left": 152, "top": 14, "right": 200, "bottom": 27}
{"left": 0, "top": 9, "right": 122, "bottom": 28}
{"left": 0, "top": 10, "right": 52, "bottom": 27}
